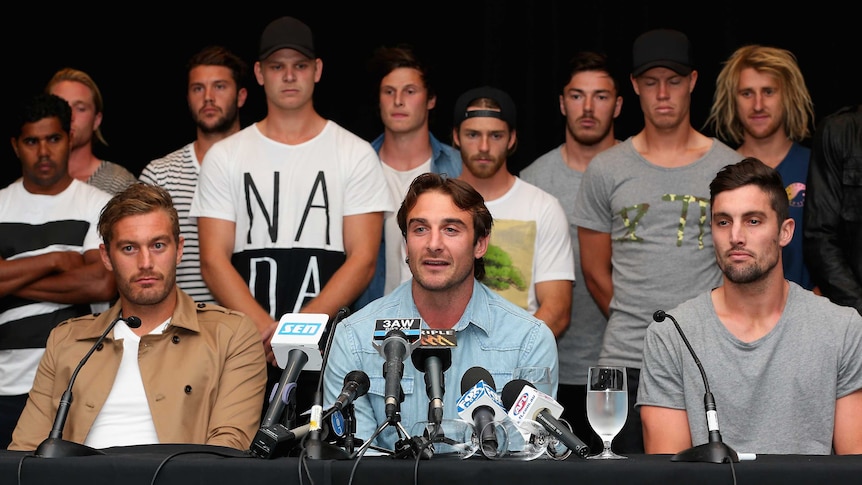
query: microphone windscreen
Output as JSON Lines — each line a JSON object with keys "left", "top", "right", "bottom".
{"left": 411, "top": 347, "right": 453, "bottom": 373}
{"left": 125, "top": 316, "right": 142, "bottom": 328}
{"left": 344, "top": 370, "right": 371, "bottom": 397}
{"left": 501, "top": 379, "right": 532, "bottom": 409}
{"left": 461, "top": 366, "right": 495, "bottom": 394}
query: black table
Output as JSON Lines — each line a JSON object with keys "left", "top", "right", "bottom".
{"left": 2, "top": 445, "right": 860, "bottom": 485}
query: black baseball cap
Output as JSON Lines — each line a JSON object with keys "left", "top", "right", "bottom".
{"left": 259, "top": 16, "right": 315, "bottom": 61}
{"left": 632, "top": 29, "right": 693, "bottom": 77}
{"left": 453, "top": 86, "right": 517, "bottom": 129}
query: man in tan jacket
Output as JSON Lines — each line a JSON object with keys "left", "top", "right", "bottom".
{"left": 9, "top": 183, "right": 267, "bottom": 451}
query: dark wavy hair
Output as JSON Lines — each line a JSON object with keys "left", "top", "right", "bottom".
{"left": 187, "top": 45, "right": 248, "bottom": 89}
{"left": 710, "top": 157, "right": 789, "bottom": 225}
{"left": 397, "top": 173, "right": 492, "bottom": 280}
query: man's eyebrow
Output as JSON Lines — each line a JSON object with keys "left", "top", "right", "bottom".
{"left": 408, "top": 217, "right": 468, "bottom": 227}
{"left": 113, "top": 234, "right": 173, "bottom": 246}
{"left": 712, "top": 210, "right": 768, "bottom": 219}
{"left": 441, "top": 218, "right": 468, "bottom": 227}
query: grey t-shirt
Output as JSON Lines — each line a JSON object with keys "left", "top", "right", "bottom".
{"left": 572, "top": 138, "right": 740, "bottom": 369}
{"left": 521, "top": 145, "right": 607, "bottom": 385}
{"left": 637, "top": 283, "right": 862, "bottom": 455}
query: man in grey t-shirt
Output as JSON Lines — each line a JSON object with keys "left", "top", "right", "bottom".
{"left": 638, "top": 158, "right": 862, "bottom": 455}
{"left": 571, "top": 29, "right": 741, "bottom": 453}
{"left": 520, "top": 51, "right": 621, "bottom": 449}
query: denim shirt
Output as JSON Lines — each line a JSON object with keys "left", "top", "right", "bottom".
{"left": 370, "top": 131, "right": 463, "bottom": 178}
{"left": 353, "top": 133, "right": 463, "bottom": 310}
{"left": 324, "top": 279, "right": 558, "bottom": 451}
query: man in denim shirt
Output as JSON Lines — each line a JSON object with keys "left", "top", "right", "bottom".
{"left": 324, "top": 173, "right": 557, "bottom": 451}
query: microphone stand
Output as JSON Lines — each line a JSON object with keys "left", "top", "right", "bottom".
{"left": 654, "top": 311, "right": 739, "bottom": 464}
{"left": 306, "top": 308, "right": 351, "bottom": 460}
{"left": 341, "top": 403, "right": 358, "bottom": 454}
{"left": 349, "top": 412, "right": 405, "bottom": 459}
{"left": 280, "top": 387, "right": 297, "bottom": 430}
{"left": 36, "top": 315, "right": 141, "bottom": 458}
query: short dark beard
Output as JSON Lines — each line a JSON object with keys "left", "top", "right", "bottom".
{"left": 722, "top": 251, "right": 780, "bottom": 284}
{"left": 196, "top": 103, "right": 239, "bottom": 135}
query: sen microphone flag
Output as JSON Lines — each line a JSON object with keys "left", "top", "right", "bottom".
{"left": 270, "top": 313, "right": 329, "bottom": 370}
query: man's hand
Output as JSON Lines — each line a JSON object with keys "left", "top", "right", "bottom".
{"left": 259, "top": 319, "right": 278, "bottom": 366}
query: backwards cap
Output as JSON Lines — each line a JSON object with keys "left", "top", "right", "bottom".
{"left": 452, "top": 86, "right": 516, "bottom": 129}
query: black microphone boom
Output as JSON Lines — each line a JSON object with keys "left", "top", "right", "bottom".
{"left": 652, "top": 310, "right": 739, "bottom": 464}
{"left": 306, "top": 306, "right": 352, "bottom": 460}
{"left": 35, "top": 315, "right": 142, "bottom": 458}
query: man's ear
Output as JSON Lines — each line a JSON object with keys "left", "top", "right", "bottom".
{"left": 779, "top": 217, "right": 795, "bottom": 248}
{"left": 176, "top": 236, "right": 185, "bottom": 265}
{"left": 99, "top": 244, "right": 113, "bottom": 272}
{"left": 474, "top": 234, "right": 489, "bottom": 259}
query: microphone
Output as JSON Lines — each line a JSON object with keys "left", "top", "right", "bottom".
{"left": 330, "top": 370, "right": 370, "bottom": 413}
{"left": 249, "top": 411, "right": 342, "bottom": 459}
{"left": 379, "top": 329, "right": 413, "bottom": 420}
{"left": 249, "top": 423, "right": 311, "bottom": 459}
{"left": 306, "top": 307, "right": 352, "bottom": 460}
{"left": 35, "top": 315, "right": 142, "bottom": 458}
{"left": 411, "top": 348, "right": 452, "bottom": 425}
{"left": 502, "top": 379, "right": 590, "bottom": 458}
{"left": 370, "top": 318, "right": 421, "bottom": 421}
{"left": 653, "top": 310, "right": 739, "bottom": 464}
{"left": 456, "top": 366, "right": 507, "bottom": 457}
{"left": 260, "top": 348, "right": 308, "bottom": 428}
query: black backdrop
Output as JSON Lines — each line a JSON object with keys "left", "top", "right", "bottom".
{"left": 3, "top": 3, "right": 859, "bottom": 189}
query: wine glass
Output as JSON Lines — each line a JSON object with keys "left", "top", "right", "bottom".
{"left": 493, "top": 418, "right": 551, "bottom": 461}
{"left": 586, "top": 366, "right": 628, "bottom": 459}
{"left": 409, "top": 419, "right": 479, "bottom": 459}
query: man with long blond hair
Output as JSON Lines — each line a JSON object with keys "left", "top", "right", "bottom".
{"left": 705, "top": 45, "right": 816, "bottom": 290}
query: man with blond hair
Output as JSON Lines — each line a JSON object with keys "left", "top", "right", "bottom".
{"left": 46, "top": 68, "right": 137, "bottom": 194}
{"left": 705, "top": 44, "right": 816, "bottom": 289}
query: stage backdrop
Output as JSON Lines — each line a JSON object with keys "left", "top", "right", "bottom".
{"left": 3, "top": 3, "right": 858, "bottom": 188}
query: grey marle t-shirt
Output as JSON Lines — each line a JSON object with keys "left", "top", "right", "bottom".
{"left": 572, "top": 137, "right": 740, "bottom": 369}
{"left": 638, "top": 283, "right": 862, "bottom": 454}
{"left": 521, "top": 145, "right": 608, "bottom": 385}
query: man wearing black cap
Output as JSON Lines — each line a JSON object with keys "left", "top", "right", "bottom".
{"left": 190, "top": 16, "right": 395, "bottom": 418}
{"left": 571, "top": 29, "right": 742, "bottom": 453}
{"left": 454, "top": 86, "right": 575, "bottom": 341}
